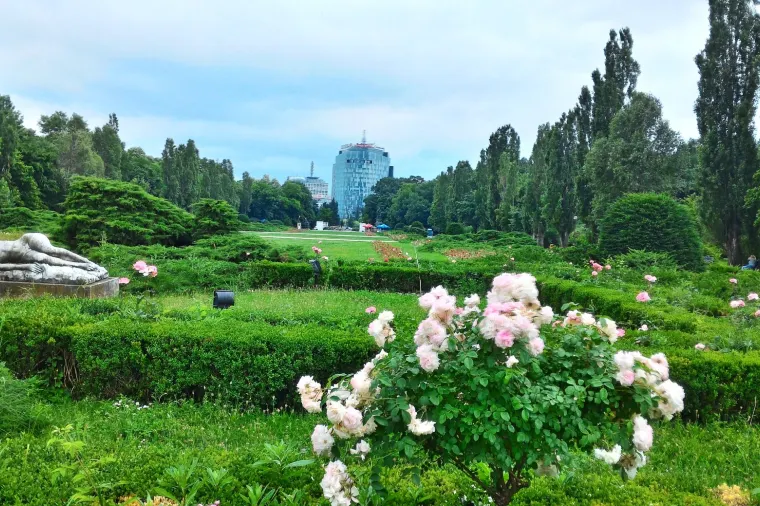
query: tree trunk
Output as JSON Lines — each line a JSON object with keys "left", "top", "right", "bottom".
{"left": 560, "top": 230, "right": 570, "bottom": 248}
{"left": 726, "top": 224, "right": 741, "bottom": 266}
{"left": 489, "top": 471, "right": 528, "bottom": 505}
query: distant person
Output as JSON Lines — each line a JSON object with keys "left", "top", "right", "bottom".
{"left": 741, "top": 255, "right": 757, "bottom": 270}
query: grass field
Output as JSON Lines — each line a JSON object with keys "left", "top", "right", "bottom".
{"left": 1, "top": 399, "right": 757, "bottom": 505}
{"left": 249, "top": 230, "right": 450, "bottom": 263}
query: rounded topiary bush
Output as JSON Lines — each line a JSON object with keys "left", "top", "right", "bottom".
{"left": 599, "top": 193, "right": 703, "bottom": 271}
{"left": 445, "top": 222, "right": 465, "bottom": 235}
{"left": 192, "top": 198, "right": 239, "bottom": 238}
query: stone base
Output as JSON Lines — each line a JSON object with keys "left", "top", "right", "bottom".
{"left": 0, "top": 277, "right": 119, "bottom": 299}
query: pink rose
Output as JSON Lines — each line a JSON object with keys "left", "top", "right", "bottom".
{"left": 694, "top": 343, "right": 706, "bottom": 351}
{"left": 616, "top": 369, "right": 635, "bottom": 387}
{"left": 591, "top": 271, "right": 598, "bottom": 277}
{"left": 118, "top": 277, "right": 130, "bottom": 285}
{"left": 730, "top": 278, "right": 738, "bottom": 284}
{"left": 639, "top": 324, "right": 649, "bottom": 331}
{"left": 133, "top": 260, "right": 148, "bottom": 273}
{"left": 527, "top": 337, "right": 545, "bottom": 356}
{"left": 755, "top": 310, "right": 760, "bottom": 318}
{"left": 636, "top": 292, "right": 651, "bottom": 303}
{"left": 341, "top": 407, "right": 364, "bottom": 431}
{"left": 644, "top": 274, "right": 657, "bottom": 283}
{"left": 616, "top": 328, "right": 626, "bottom": 338}
{"left": 146, "top": 265, "right": 158, "bottom": 278}
{"left": 495, "top": 329, "right": 515, "bottom": 349}
{"left": 748, "top": 292, "right": 758, "bottom": 301}
{"left": 605, "top": 265, "right": 611, "bottom": 270}
{"left": 730, "top": 299, "right": 745, "bottom": 308}
{"left": 365, "top": 306, "right": 377, "bottom": 314}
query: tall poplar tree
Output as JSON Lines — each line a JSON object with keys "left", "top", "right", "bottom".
{"left": 696, "top": 0, "right": 760, "bottom": 264}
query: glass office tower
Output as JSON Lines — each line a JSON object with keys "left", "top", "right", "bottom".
{"left": 332, "top": 137, "right": 391, "bottom": 220}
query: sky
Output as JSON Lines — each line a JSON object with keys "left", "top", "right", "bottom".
{"left": 1, "top": 1, "right": 711, "bottom": 185}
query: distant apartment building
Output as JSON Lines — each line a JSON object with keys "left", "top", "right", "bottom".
{"left": 287, "top": 162, "right": 330, "bottom": 206}
{"left": 332, "top": 133, "right": 392, "bottom": 219}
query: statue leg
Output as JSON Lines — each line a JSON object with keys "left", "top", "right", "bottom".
{"left": 23, "top": 250, "right": 96, "bottom": 270}
{"left": 22, "top": 234, "right": 91, "bottom": 264}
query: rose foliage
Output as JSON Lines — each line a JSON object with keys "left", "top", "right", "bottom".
{"left": 297, "top": 273, "right": 685, "bottom": 505}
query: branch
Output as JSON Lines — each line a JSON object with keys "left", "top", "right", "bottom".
{"left": 451, "top": 456, "right": 490, "bottom": 493}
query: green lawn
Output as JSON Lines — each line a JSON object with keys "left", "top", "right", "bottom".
{"left": 248, "top": 230, "right": 450, "bottom": 263}
{"left": 1, "top": 399, "right": 757, "bottom": 505}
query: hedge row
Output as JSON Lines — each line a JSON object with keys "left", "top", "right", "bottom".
{"left": 0, "top": 305, "right": 374, "bottom": 408}
{"left": 0, "top": 297, "right": 758, "bottom": 421}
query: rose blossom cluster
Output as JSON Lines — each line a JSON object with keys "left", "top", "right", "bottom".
{"left": 132, "top": 260, "right": 157, "bottom": 277}
{"left": 367, "top": 311, "right": 395, "bottom": 347}
{"left": 297, "top": 376, "right": 323, "bottom": 414}
{"left": 475, "top": 273, "right": 553, "bottom": 358}
{"left": 561, "top": 310, "right": 621, "bottom": 344}
{"left": 320, "top": 460, "right": 359, "bottom": 506}
{"left": 591, "top": 349, "right": 685, "bottom": 478}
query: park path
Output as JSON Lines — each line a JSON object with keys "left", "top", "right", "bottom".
{"left": 251, "top": 233, "right": 397, "bottom": 243}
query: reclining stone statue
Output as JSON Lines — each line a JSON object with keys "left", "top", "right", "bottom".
{"left": 0, "top": 233, "right": 109, "bottom": 284}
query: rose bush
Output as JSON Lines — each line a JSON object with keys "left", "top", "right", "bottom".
{"left": 297, "top": 272, "right": 685, "bottom": 505}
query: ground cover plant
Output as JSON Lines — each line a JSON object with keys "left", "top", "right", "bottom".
{"left": 0, "top": 399, "right": 757, "bottom": 505}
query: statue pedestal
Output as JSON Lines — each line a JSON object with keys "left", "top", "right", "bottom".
{"left": 0, "top": 277, "right": 119, "bottom": 299}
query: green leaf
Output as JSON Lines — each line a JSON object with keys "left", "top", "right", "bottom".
{"left": 464, "top": 357, "right": 474, "bottom": 369}
{"left": 284, "top": 459, "right": 315, "bottom": 469}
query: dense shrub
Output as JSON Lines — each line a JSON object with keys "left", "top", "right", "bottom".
{"left": 0, "top": 309, "right": 374, "bottom": 408}
{"left": 61, "top": 177, "right": 194, "bottom": 249}
{"left": 599, "top": 193, "right": 703, "bottom": 270}
{"left": 445, "top": 222, "right": 465, "bottom": 235}
{"left": 191, "top": 198, "right": 239, "bottom": 238}
{"left": 406, "top": 221, "right": 427, "bottom": 236}
{"left": 238, "top": 213, "right": 251, "bottom": 223}
{"left": 0, "top": 207, "right": 61, "bottom": 235}
{"left": 615, "top": 249, "right": 678, "bottom": 271}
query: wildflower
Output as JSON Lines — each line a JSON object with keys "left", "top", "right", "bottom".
{"left": 636, "top": 291, "right": 651, "bottom": 303}
{"left": 311, "top": 425, "right": 335, "bottom": 456}
{"left": 644, "top": 274, "right": 657, "bottom": 283}
{"left": 118, "top": 277, "right": 130, "bottom": 285}
{"left": 365, "top": 306, "right": 376, "bottom": 314}
{"left": 729, "top": 278, "right": 738, "bottom": 284}
{"left": 748, "top": 292, "right": 759, "bottom": 301}
{"left": 730, "top": 299, "right": 745, "bottom": 308}
{"left": 632, "top": 415, "right": 653, "bottom": 452}
{"left": 505, "top": 355, "right": 519, "bottom": 368}
{"left": 694, "top": 343, "right": 705, "bottom": 351}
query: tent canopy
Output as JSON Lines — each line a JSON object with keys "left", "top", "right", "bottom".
{"left": 377, "top": 224, "right": 391, "bottom": 230}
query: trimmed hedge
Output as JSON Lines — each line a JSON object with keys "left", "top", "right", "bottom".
{"left": 0, "top": 296, "right": 758, "bottom": 421}
{"left": 0, "top": 306, "right": 374, "bottom": 408}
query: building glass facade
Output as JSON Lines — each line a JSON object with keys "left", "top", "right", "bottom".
{"left": 286, "top": 175, "right": 330, "bottom": 207}
{"left": 332, "top": 141, "right": 391, "bottom": 220}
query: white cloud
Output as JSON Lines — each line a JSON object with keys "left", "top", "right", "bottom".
{"left": 1, "top": 0, "right": 716, "bottom": 178}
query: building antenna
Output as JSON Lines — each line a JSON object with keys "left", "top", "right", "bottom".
{"left": 310, "top": 161, "right": 314, "bottom": 177}
{"left": 362, "top": 129, "right": 366, "bottom": 144}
